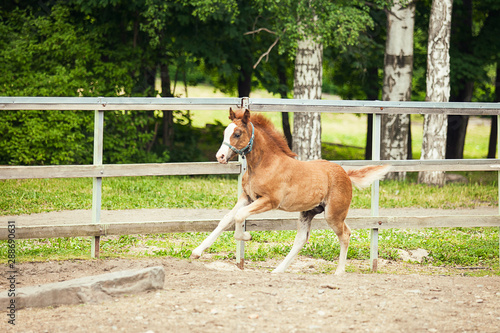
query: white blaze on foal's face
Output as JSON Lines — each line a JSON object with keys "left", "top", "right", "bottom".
{"left": 216, "top": 123, "right": 237, "bottom": 164}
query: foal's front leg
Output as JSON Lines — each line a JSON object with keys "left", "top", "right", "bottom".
{"left": 191, "top": 196, "right": 249, "bottom": 259}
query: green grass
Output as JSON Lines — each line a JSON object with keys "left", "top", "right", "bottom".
{"left": 0, "top": 173, "right": 499, "bottom": 273}
{"left": 2, "top": 227, "right": 497, "bottom": 273}
{"left": 1, "top": 172, "right": 498, "bottom": 215}
{"left": 0, "top": 175, "right": 238, "bottom": 215}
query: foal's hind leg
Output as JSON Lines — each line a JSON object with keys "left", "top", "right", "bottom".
{"left": 324, "top": 205, "right": 351, "bottom": 275}
{"left": 272, "top": 210, "right": 315, "bottom": 273}
{"left": 191, "top": 196, "right": 249, "bottom": 259}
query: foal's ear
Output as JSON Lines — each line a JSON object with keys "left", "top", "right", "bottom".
{"left": 242, "top": 109, "right": 250, "bottom": 125}
{"left": 229, "top": 107, "right": 235, "bottom": 120}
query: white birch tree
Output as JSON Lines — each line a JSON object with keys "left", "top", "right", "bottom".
{"left": 250, "top": 0, "right": 387, "bottom": 160}
{"left": 418, "top": 0, "right": 454, "bottom": 186}
{"left": 381, "top": 0, "right": 415, "bottom": 180}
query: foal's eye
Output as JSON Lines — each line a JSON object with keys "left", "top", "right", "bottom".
{"left": 234, "top": 132, "right": 241, "bottom": 138}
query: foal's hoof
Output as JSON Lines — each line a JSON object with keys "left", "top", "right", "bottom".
{"left": 190, "top": 250, "right": 202, "bottom": 259}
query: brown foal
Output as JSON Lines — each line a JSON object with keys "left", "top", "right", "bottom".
{"left": 191, "top": 108, "right": 390, "bottom": 275}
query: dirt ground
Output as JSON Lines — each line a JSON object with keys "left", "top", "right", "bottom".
{"left": 1, "top": 256, "right": 500, "bottom": 333}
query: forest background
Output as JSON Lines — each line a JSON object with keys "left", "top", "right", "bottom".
{"left": 0, "top": 0, "right": 499, "bottom": 166}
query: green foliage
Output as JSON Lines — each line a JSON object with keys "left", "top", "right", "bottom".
{"left": 0, "top": 5, "right": 134, "bottom": 96}
{"left": 1, "top": 0, "right": 499, "bottom": 167}
{"left": 322, "top": 8, "right": 386, "bottom": 99}
{"left": 0, "top": 3, "right": 168, "bottom": 165}
{"left": 103, "top": 111, "right": 166, "bottom": 164}
{"left": 0, "top": 110, "right": 93, "bottom": 165}
{"left": 253, "top": 0, "right": 390, "bottom": 57}
{"left": 0, "top": 109, "right": 167, "bottom": 165}
{"left": 168, "top": 117, "right": 202, "bottom": 162}
{"left": 185, "top": 0, "right": 239, "bottom": 23}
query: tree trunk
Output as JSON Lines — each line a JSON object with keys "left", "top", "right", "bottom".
{"left": 365, "top": 114, "right": 373, "bottom": 160}
{"left": 292, "top": 38, "right": 323, "bottom": 161}
{"left": 446, "top": 114, "right": 469, "bottom": 159}
{"left": 365, "top": 67, "right": 380, "bottom": 160}
{"left": 488, "top": 115, "right": 497, "bottom": 159}
{"left": 407, "top": 116, "right": 413, "bottom": 159}
{"left": 381, "top": 1, "right": 415, "bottom": 181}
{"left": 446, "top": 0, "right": 473, "bottom": 159}
{"left": 418, "top": 0, "right": 453, "bottom": 186}
{"left": 278, "top": 64, "right": 293, "bottom": 149}
{"left": 238, "top": 65, "right": 252, "bottom": 98}
{"left": 488, "top": 64, "right": 500, "bottom": 158}
{"left": 160, "top": 64, "right": 174, "bottom": 149}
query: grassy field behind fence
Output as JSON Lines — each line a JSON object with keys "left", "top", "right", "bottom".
{"left": 1, "top": 174, "right": 499, "bottom": 273}
{"left": 0, "top": 88, "right": 499, "bottom": 274}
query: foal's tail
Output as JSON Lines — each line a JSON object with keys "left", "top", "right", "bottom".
{"left": 346, "top": 165, "right": 391, "bottom": 189}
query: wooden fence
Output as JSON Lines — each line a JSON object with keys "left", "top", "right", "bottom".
{"left": 1, "top": 97, "right": 500, "bottom": 270}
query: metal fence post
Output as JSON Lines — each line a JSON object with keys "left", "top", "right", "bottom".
{"left": 370, "top": 113, "right": 382, "bottom": 272}
{"left": 91, "top": 109, "right": 104, "bottom": 258}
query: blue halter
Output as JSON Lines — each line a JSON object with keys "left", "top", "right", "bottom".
{"left": 223, "top": 123, "right": 255, "bottom": 158}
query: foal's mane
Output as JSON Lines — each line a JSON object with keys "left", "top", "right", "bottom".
{"left": 250, "top": 113, "right": 297, "bottom": 158}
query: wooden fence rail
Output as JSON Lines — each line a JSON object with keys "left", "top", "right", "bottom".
{"left": 1, "top": 97, "right": 500, "bottom": 270}
{"left": 2, "top": 159, "right": 500, "bottom": 181}
{"left": 1, "top": 215, "right": 498, "bottom": 241}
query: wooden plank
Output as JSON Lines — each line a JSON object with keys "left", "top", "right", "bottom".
{"left": 248, "top": 99, "right": 500, "bottom": 116}
{"left": 2, "top": 97, "right": 500, "bottom": 115}
{"left": 1, "top": 215, "right": 498, "bottom": 240}
{"left": 0, "top": 162, "right": 241, "bottom": 180}
{"left": 0, "top": 97, "right": 242, "bottom": 111}
{"left": 2, "top": 160, "right": 500, "bottom": 180}
{"left": 101, "top": 162, "right": 241, "bottom": 177}
{"left": 337, "top": 159, "right": 500, "bottom": 172}
{"left": 249, "top": 104, "right": 500, "bottom": 116}
{"left": 0, "top": 224, "right": 102, "bottom": 239}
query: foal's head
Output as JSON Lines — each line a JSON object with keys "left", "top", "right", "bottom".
{"left": 216, "top": 108, "right": 253, "bottom": 164}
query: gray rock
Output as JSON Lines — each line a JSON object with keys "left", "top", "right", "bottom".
{"left": 1, "top": 266, "right": 164, "bottom": 310}
{"left": 397, "top": 248, "right": 430, "bottom": 263}
{"left": 445, "top": 173, "right": 468, "bottom": 184}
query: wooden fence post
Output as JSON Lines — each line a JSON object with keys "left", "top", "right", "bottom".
{"left": 235, "top": 97, "right": 249, "bottom": 269}
{"left": 235, "top": 155, "right": 247, "bottom": 269}
{"left": 91, "top": 109, "right": 104, "bottom": 258}
{"left": 498, "top": 115, "right": 500, "bottom": 266}
{"left": 370, "top": 113, "right": 382, "bottom": 272}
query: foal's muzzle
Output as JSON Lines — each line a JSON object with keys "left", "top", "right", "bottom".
{"left": 216, "top": 146, "right": 233, "bottom": 164}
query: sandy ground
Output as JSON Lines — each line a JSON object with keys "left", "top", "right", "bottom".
{"left": 1, "top": 256, "right": 500, "bottom": 333}
{"left": 1, "top": 207, "right": 500, "bottom": 332}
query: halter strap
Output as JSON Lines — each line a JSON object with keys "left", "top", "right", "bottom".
{"left": 223, "top": 122, "right": 255, "bottom": 157}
